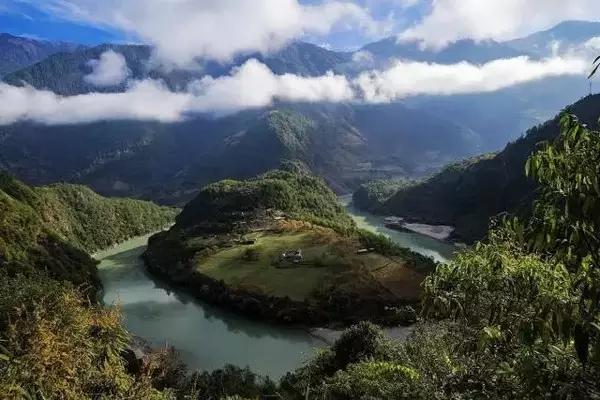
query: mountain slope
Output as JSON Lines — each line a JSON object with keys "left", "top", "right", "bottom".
{"left": 362, "top": 38, "right": 526, "bottom": 65}
{"left": 376, "top": 94, "right": 600, "bottom": 242}
{"left": 0, "top": 172, "right": 176, "bottom": 288}
{"left": 0, "top": 33, "right": 83, "bottom": 77}
{"left": 0, "top": 102, "right": 478, "bottom": 204}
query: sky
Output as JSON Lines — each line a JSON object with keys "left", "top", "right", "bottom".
{"left": 1, "top": 0, "right": 423, "bottom": 49}
{"left": 0, "top": 0, "right": 599, "bottom": 125}
{"left": 1, "top": 0, "right": 599, "bottom": 51}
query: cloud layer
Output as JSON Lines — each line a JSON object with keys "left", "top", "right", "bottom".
{"left": 0, "top": 55, "right": 588, "bottom": 126}
{"left": 84, "top": 50, "right": 131, "bottom": 86}
{"left": 355, "top": 56, "right": 588, "bottom": 102}
{"left": 0, "top": 59, "right": 353, "bottom": 125}
{"left": 400, "top": 0, "right": 600, "bottom": 49}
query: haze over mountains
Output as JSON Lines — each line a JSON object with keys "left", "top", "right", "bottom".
{"left": 1, "top": 20, "right": 599, "bottom": 203}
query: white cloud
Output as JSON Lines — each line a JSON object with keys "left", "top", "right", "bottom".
{"left": 584, "top": 36, "right": 600, "bottom": 51}
{"left": 0, "top": 59, "right": 353, "bottom": 125}
{"left": 0, "top": 80, "right": 192, "bottom": 125}
{"left": 84, "top": 50, "right": 131, "bottom": 87}
{"left": 28, "top": 0, "right": 384, "bottom": 68}
{"left": 352, "top": 50, "right": 374, "bottom": 64}
{"left": 354, "top": 56, "right": 588, "bottom": 102}
{"left": 188, "top": 59, "right": 353, "bottom": 114}
{"left": 0, "top": 55, "right": 588, "bottom": 126}
{"left": 400, "top": 0, "right": 600, "bottom": 50}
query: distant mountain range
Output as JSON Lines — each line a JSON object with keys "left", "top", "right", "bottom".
{"left": 0, "top": 33, "right": 83, "bottom": 77}
{"left": 1, "top": 20, "right": 599, "bottom": 204}
{"left": 507, "top": 20, "right": 600, "bottom": 56}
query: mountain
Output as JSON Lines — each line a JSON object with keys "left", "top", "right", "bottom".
{"left": 362, "top": 38, "right": 526, "bottom": 65}
{"left": 403, "top": 74, "right": 590, "bottom": 151}
{"left": 361, "top": 21, "right": 599, "bottom": 151}
{"left": 363, "top": 94, "right": 600, "bottom": 243}
{"left": 2, "top": 41, "right": 351, "bottom": 95}
{"left": 507, "top": 20, "right": 600, "bottom": 56}
{"left": 0, "top": 33, "right": 83, "bottom": 77}
{"left": 361, "top": 21, "right": 600, "bottom": 64}
{"left": 0, "top": 171, "right": 176, "bottom": 288}
{"left": 0, "top": 101, "right": 477, "bottom": 204}
{"left": 0, "top": 23, "right": 596, "bottom": 203}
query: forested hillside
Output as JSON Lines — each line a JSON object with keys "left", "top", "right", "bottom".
{"left": 0, "top": 172, "right": 176, "bottom": 287}
{"left": 176, "top": 161, "right": 354, "bottom": 232}
{"left": 356, "top": 94, "right": 600, "bottom": 242}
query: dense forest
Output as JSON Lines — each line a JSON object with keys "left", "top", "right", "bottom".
{"left": 0, "top": 172, "right": 176, "bottom": 288}
{"left": 175, "top": 160, "right": 355, "bottom": 233}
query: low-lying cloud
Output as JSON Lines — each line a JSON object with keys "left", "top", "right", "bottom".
{"left": 0, "top": 80, "right": 191, "bottom": 125}
{"left": 84, "top": 50, "right": 131, "bottom": 87}
{"left": 355, "top": 56, "right": 588, "bottom": 102}
{"left": 0, "top": 56, "right": 588, "bottom": 125}
{"left": 0, "top": 59, "right": 352, "bottom": 125}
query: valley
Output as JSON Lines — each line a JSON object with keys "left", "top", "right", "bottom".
{"left": 1, "top": 8, "right": 600, "bottom": 398}
{"left": 143, "top": 166, "right": 436, "bottom": 326}
{"left": 2, "top": 21, "right": 599, "bottom": 205}
{"left": 96, "top": 195, "right": 453, "bottom": 378}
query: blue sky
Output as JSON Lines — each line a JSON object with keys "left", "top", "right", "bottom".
{"left": 0, "top": 0, "right": 425, "bottom": 49}
{"left": 0, "top": 1, "right": 123, "bottom": 44}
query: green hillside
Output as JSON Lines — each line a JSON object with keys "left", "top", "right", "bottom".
{"left": 176, "top": 161, "right": 354, "bottom": 233}
{"left": 0, "top": 172, "right": 176, "bottom": 288}
{"left": 355, "top": 94, "right": 600, "bottom": 242}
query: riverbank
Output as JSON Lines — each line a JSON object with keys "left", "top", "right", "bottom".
{"left": 143, "top": 230, "right": 418, "bottom": 328}
{"left": 309, "top": 326, "right": 415, "bottom": 346}
{"left": 340, "top": 196, "right": 456, "bottom": 263}
{"left": 96, "top": 202, "right": 456, "bottom": 377}
{"left": 96, "top": 234, "right": 326, "bottom": 378}
{"left": 387, "top": 222, "right": 455, "bottom": 241}
{"left": 143, "top": 222, "right": 426, "bottom": 329}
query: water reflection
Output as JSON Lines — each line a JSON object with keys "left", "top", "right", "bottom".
{"left": 97, "top": 236, "right": 323, "bottom": 379}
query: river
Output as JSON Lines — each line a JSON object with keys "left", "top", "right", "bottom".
{"left": 96, "top": 199, "right": 457, "bottom": 378}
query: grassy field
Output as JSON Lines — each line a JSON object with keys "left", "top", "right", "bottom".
{"left": 195, "top": 231, "right": 343, "bottom": 301}
{"left": 194, "top": 229, "right": 426, "bottom": 302}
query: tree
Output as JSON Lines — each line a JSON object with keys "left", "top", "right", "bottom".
{"left": 525, "top": 112, "right": 600, "bottom": 366}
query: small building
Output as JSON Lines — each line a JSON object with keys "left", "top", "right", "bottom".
{"left": 356, "top": 248, "right": 376, "bottom": 255}
{"left": 280, "top": 249, "right": 303, "bottom": 264}
{"left": 384, "top": 216, "right": 405, "bottom": 229}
